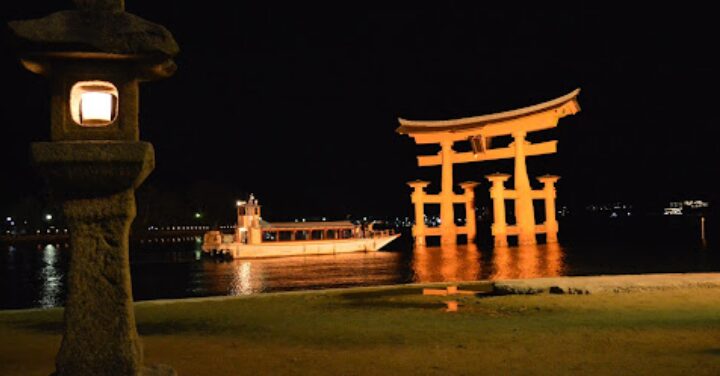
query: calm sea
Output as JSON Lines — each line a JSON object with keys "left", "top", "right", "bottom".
{"left": 2, "top": 217, "right": 719, "bottom": 309}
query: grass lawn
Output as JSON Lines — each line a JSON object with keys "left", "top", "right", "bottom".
{"left": 1, "top": 283, "right": 719, "bottom": 375}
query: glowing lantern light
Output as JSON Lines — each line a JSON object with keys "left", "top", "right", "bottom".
{"left": 70, "top": 81, "right": 118, "bottom": 127}
{"left": 80, "top": 92, "right": 114, "bottom": 124}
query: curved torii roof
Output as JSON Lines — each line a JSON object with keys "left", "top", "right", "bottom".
{"left": 397, "top": 88, "right": 580, "bottom": 135}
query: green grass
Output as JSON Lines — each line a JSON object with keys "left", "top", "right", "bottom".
{"left": 2, "top": 284, "right": 720, "bottom": 375}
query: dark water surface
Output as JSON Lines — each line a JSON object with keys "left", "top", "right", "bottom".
{"left": 2, "top": 222, "right": 720, "bottom": 309}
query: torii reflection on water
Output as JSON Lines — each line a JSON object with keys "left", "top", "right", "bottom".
{"left": 490, "top": 243, "right": 564, "bottom": 280}
{"left": 412, "top": 244, "right": 482, "bottom": 282}
{"left": 412, "top": 242, "right": 565, "bottom": 282}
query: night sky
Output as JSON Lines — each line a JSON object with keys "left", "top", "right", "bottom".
{"left": 1, "top": 2, "right": 718, "bottom": 220}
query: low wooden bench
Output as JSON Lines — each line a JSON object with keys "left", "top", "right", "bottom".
{"left": 422, "top": 285, "right": 477, "bottom": 296}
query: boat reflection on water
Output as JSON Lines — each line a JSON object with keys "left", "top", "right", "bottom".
{"left": 412, "top": 242, "right": 566, "bottom": 283}
{"left": 200, "top": 251, "right": 406, "bottom": 296}
{"left": 232, "top": 262, "right": 257, "bottom": 295}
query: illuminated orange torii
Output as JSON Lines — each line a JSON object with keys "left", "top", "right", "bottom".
{"left": 397, "top": 89, "right": 581, "bottom": 246}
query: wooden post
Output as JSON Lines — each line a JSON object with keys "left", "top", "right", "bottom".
{"left": 486, "top": 173, "right": 511, "bottom": 247}
{"left": 408, "top": 180, "right": 430, "bottom": 246}
{"left": 459, "top": 181, "right": 479, "bottom": 243}
{"left": 537, "top": 175, "right": 560, "bottom": 243}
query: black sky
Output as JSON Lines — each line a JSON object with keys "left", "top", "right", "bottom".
{"left": 1, "top": 2, "right": 719, "bottom": 220}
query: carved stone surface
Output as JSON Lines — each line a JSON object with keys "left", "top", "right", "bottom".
{"left": 141, "top": 364, "right": 178, "bottom": 376}
{"left": 32, "top": 141, "right": 169, "bottom": 376}
{"left": 57, "top": 189, "right": 143, "bottom": 375}
{"left": 8, "top": 10, "right": 178, "bottom": 57}
{"left": 73, "top": 0, "right": 125, "bottom": 12}
{"left": 31, "top": 142, "right": 154, "bottom": 197}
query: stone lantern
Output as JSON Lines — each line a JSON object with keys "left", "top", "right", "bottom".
{"left": 9, "top": 1, "right": 178, "bottom": 375}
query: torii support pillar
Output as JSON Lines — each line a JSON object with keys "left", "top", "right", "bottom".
{"left": 408, "top": 180, "right": 430, "bottom": 246}
{"left": 538, "top": 175, "right": 560, "bottom": 243}
{"left": 486, "top": 173, "right": 511, "bottom": 247}
{"left": 459, "top": 181, "right": 479, "bottom": 243}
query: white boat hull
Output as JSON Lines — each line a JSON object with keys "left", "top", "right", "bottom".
{"left": 203, "top": 234, "right": 401, "bottom": 259}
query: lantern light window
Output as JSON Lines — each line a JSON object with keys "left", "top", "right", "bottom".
{"left": 70, "top": 81, "right": 119, "bottom": 127}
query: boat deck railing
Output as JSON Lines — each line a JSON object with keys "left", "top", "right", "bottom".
{"left": 205, "top": 227, "right": 397, "bottom": 245}
{"left": 368, "top": 229, "right": 396, "bottom": 238}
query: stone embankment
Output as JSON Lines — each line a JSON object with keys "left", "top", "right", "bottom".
{"left": 493, "top": 273, "right": 720, "bottom": 295}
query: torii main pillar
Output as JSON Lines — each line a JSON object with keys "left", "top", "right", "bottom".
{"left": 439, "top": 140, "right": 457, "bottom": 244}
{"left": 512, "top": 131, "right": 537, "bottom": 245}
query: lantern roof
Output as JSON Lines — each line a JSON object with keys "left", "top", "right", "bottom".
{"left": 8, "top": 2, "right": 178, "bottom": 59}
{"left": 396, "top": 88, "right": 580, "bottom": 135}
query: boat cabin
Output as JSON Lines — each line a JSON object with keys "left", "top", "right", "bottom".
{"left": 234, "top": 195, "right": 364, "bottom": 245}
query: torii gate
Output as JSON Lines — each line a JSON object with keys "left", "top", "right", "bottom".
{"left": 397, "top": 89, "right": 581, "bottom": 246}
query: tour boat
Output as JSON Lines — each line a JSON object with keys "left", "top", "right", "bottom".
{"left": 202, "top": 195, "right": 401, "bottom": 259}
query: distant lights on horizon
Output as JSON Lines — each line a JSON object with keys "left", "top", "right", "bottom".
{"left": 669, "top": 200, "right": 710, "bottom": 209}
{"left": 664, "top": 207, "right": 683, "bottom": 216}
{"left": 4, "top": 198, "right": 709, "bottom": 236}
{"left": 146, "top": 225, "right": 211, "bottom": 231}
{"left": 665, "top": 199, "right": 709, "bottom": 216}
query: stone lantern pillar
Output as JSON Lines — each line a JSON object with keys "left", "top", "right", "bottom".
{"left": 486, "top": 173, "right": 511, "bottom": 247}
{"left": 408, "top": 180, "right": 430, "bottom": 246}
{"left": 458, "top": 181, "right": 479, "bottom": 243}
{"left": 537, "top": 175, "right": 560, "bottom": 243}
{"left": 9, "top": 1, "right": 178, "bottom": 375}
